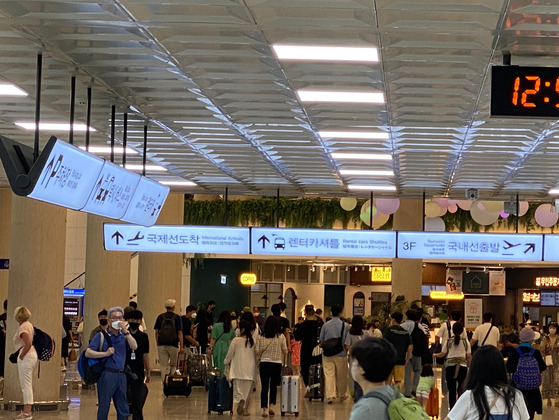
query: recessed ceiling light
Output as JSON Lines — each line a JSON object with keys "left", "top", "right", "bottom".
{"left": 549, "top": 189, "right": 559, "bottom": 195}
{"left": 159, "top": 181, "right": 197, "bottom": 186}
{"left": 340, "top": 170, "right": 394, "bottom": 176}
{"left": 15, "top": 122, "right": 96, "bottom": 132}
{"left": 297, "top": 90, "right": 384, "bottom": 104}
{"left": 319, "top": 131, "right": 388, "bottom": 139}
{"left": 331, "top": 153, "right": 392, "bottom": 161}
{"left": 124, "top": 164, "right": 167, "bottom": 172}
{"left": 347, "top": 185, "right": 396, "bottom": 191}
{"left": 0, "top": 83, "right": 28, "bottom": 96}
{"left": 272, "top": 45, "right": 378, "bottom": 62}
{"left": 79, "top": 146, "right": 139, "bottom": 155}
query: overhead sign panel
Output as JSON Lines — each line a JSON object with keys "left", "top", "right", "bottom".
{"left": 28, "top": 139, "right": 105, "bottom": 210}
{"left": 81, "top": 161, "right": 141, "bottom": 220}
{"left": 103, "top": 224, "right": 250, "bottom": 254}
{"left": 397, "top": 232, "right": 543, "bottom": 261}
{"left": 251, "top": 228, "right": 396, "bottom": 258}
{"left": 543, "top": 235, "right": 559, "bottom": 261}
{"left": 120, "top": 177, "right": 170, "bottom": 226}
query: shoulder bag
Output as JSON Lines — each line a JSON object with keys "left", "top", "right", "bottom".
{"left": 321, "top": 322, "right": 345, "bottom": 357}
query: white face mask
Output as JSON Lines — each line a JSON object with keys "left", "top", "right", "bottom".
{"left": 550, "top": 328, "right": 557, "bottom": 335}
{"left": 191, "top": 313, "right": 197, "bottom": 319}
{"left": 111, "top": 321, "right": 121, "bottom": 330}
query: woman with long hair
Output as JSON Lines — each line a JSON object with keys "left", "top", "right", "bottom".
{"left": 255, "top": 316, "right": 288, "bottom": 417}
{"left": 210, "top": 310, "right": 236, "bottom": 373}
{"left": 224, "top": 320, "right": 257, "bottom": 416}
{"left": 541, "top": 322, "right": 559, "bottom": 407}
{"left": 345, "top": 315, "right": 369, "bottom": 402}
{"left": 434, "top": 321, "right": 471, "bottom": 409}
{"left": 446, "top": 345, "right": 529, "bottom": 419}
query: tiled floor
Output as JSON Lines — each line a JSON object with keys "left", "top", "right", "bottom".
{"left": 0, "top": 365, "right": 558, "bottom": 419}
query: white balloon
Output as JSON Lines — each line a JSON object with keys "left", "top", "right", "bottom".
{"left": 481, "top": 200, "right": 504, "bottom": 212}
{"left": 470, "top": 200, "right": 499, "bottom": 226}
{"left": 340, "top": 197, "right": 357, "bottom": 211}
{"left": 424, "top": 217, "right": 446, "bottom": 232}
{"left": 425, "top": 201, "right": 441, "bottom": 218}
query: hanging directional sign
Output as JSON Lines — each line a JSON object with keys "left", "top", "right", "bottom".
{"left": 251, "top": 228, "right": 396, "bottom": 258}
{"left": 81, "top": 160, "right": 141, "bottom": 220}
{"left": 397, "top": 231, "right": 543, "bottom": 261}
{"left": 543, "top": 235, "right": 559, "bottom": 261}
{"left": 103, "top": 224, "right": 250, "bottom": 254}
{"left": 120, "top": 176, "right": 169, "bottom": 226}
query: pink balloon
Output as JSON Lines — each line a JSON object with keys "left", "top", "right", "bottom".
{"left": 456, "top": 200, "right": 472, "bottom": 211}
{"left": 448, "top": 204, "right": 458, "bottom": 213}
{"left": 438, "top": 206, "right": 447, "bottom": 217}
{"left": 535, "top": 204, "right": 559, "bottom": 228}
{"left": 433, "top": 198, "right": 449, "bottom": 208}
{"left": 375, "top": 198, "right": 400, "bottom": 215}
{"left": 518, "top": 201, "right": 529, "bottom": 217}
{"left": 499, "top": 210, "right": 509, "bottom": 219}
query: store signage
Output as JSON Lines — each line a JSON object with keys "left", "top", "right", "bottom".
{"left": 523, "top": 289, "right": 541, "bottom": 306}
{"left": 240, "top": 273, "right": 257, "bottom": 286}
{"left": 29, "top": 138, "right": 105, "bottom": 210}
{"left": 120, "top": 176, "right": 169, "bottom": 226}
{"left": 429, "top": 291, "right": 464, "bottom": 300}
{"left": 397, "top": 232, "right": 543, "bottom": 261}
{"left": 536, "top": 277, "right": 559, "bottom": 287}
{"left": 103, "top": 224, "right": 250, "bottom": 254}
{"left": 251, "top": 228, "right": 396, "bottom": 258}
{"left": 464, "top": 299, "right": 483, "bottom": 329}
{"left": 63, "top": 288, "right": 85, "bottom": 297}
{"left": 371, "top": 267, "right": 391, "bottom": 282}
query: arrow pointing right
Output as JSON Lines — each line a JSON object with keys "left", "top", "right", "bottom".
{"left": 111, "top": 231, "right": 124, "bottom": 245}
{"left": 524, "top": 243, "right": 536, "bottom": 254}
{"left": 258, "top": 235, "right": 270, "bottom": 249}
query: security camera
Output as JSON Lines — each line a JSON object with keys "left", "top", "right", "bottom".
{"left": 465, "top": 188, "right": 479, "bottom": 201}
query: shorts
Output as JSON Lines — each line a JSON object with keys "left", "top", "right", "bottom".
{"left": 416, "top": 390, "right": 429, "bottom": 399}
{"left": 392, "top": 365, "right": 405, "bottom": 383}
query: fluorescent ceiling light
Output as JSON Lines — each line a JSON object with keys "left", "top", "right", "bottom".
{"left": 331, "top": 153, "right": 392, "bottom": 161}
{"left": 297, "top": 90, "right": 384, "bottom": 104}
{"left": 79, "top": 146, "right": 139, "bottom": 155}
{"left": 124, "top": 164, "right": 167, "bottom": 172}
{"left": 549, "top": 189, "right": 559, "bottom": 195}
{"left": 0, "top": 83, "right": 28, "bottom": 96}
{"left": 340, "top": 170, "right": 394, "bottom": 176}
{"left": 272, "top": 45, "right": 378, "bottom": 62}
{"left": 159, "top": 180, "right": 196, "bottom": 186}
{"left": 347, "top": 185, "right": 396, "bottom": 191}
{"left": 15, "top": 122, "right": 96, "bottom": 132}
{"left": 319, "top": 131, "right": 388, "bottom": 140}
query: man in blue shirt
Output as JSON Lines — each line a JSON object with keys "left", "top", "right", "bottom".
{"left": 319, "top": 304, "right": 349, "bottom": 404}
{"left": 87, "top": 306, "right": 138, "bottom": 420}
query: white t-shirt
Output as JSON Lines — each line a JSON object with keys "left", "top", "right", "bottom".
{"left": 448, "top": 387, "right": 529, "bottom": 420}
{"left": 443, "top": 337, "right": 471, "bottom": 366}
{"left": 472, "top": 323, "right": 500, "bottom": 348}
{"left": 436, "top": 320, "right": 467, "bottom": 346}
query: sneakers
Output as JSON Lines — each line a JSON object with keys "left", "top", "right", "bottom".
{"left": 14, "top": 412, "right": 32, "bottom": 419}
{"left": 237, "top": 399, "right": 245, "bottom": 415}
{"left": 326, "top": 398, "right": 334, "bottom": 404}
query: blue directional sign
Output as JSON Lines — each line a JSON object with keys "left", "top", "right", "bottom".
{"left": 251, "top": 228, "right": 396, "bottom": 258}
{"left": 397, "top": 232, "right": 543, "bottom": 261}
{"left": 543, "top": 235, "right": 559, "bottom": 261}
{"left": 104, "top": 224, "right": 250, "bottom": 254}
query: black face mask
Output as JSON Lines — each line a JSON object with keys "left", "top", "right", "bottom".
{"left": 99, "top": 319, "right": 108, "bottom": 326}
{"left": 129, "top": 322, "right": 140, "bottom": 331}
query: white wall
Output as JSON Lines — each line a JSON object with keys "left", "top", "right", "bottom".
{"left": 283, "top": 282, "right": 325, "bottom": 317}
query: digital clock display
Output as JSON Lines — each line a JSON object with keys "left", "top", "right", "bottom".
{"left": 491, "top": 66, "right": 559, "bottom": 118}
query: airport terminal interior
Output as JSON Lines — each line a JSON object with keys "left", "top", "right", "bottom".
{"left": 4, "top": 0, "right": 559, "bottom": 419}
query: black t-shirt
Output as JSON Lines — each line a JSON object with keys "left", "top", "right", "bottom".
{"left": 182, "top": 316, "right": 192, "bottom": 337}
{"left": 0, "top": 312, "right": 7, "bottom": 340}
{"left": 384, "top": 325, "right": 413, "bottom": 365}
{"left": 195, "top": 309, "right": 214, "bottom": 342}
{"left": 153, "top": 312, "right": 183, "bottom": 347}
{"left": 127, "top": 330, "right": 150, "bottom": 380}
{"left": 275, "top": 316, "right": 290, "bottom": 335}
{"left": 294, "top": 320, "right": 320, "bottom": 355}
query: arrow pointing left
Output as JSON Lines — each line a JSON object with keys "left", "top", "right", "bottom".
{"left": 111, "top": 231, "right": 124, "bottom": 245}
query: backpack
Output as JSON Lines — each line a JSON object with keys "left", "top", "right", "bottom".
{"left": 512, "top": 347, "right": 542, "bottom": 390}
{"left": 33, "top": 327, "right": 55, "bottom": 361}
{"left": 158, "top": 313, "right": 178, "bottom": 345}
{"left": 366, "top": 387, "right": 430, "bottom": 420}
{"left": 411, "top": 323, "right": 429, "bottom": 358}
{"left": 78, "top": 331, "right": 112, "bottom": 384}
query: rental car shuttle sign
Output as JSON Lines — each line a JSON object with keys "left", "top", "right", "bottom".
{"left": 104, "top": 224, "right": 250, "bottom": 254}
{"left": 251, "top": 228, "right": 396, "bottom": 258}
{"left": 397, "top": 232, "right": 543, "bottom": 261}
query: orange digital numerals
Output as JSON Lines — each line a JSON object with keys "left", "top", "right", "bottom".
{"left": 512, "top": 75, "right": 542, "bottom": 108}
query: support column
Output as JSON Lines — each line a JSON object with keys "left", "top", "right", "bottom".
{"left": 137, "top": 194, "right": 184, "bottom": 372}
{"left": 391, "top": 199, "right": 423, "bottom": 304}
{"left": 4, "top": 196, "right": 66, "bottom": 403}
{"left": 83, "top": 215, "right": 131, "bottom": 345}
{"left": 0, "top": 189, "right": 11, "bottom": 302}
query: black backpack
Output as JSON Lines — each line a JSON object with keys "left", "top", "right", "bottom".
{"left": 33, "top": 327, "right": 55, "bottom": 361}
{"left": 158, "top": 313, "right": 178, "bottom": 345}
{"left": 411, "top": 323, "right": 429, "bottom": 358}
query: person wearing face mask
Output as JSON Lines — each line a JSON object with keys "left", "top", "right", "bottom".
{"left": 86, "top": 306, "right": 138, "bottom": 420}
{"left": 89, "top": 309, "right": 109, "bottom": 343}
{"left": 542, "top": 322, "right": 559, "bottom": 408}
{"left": 124, "top": 310, "right": 150, "bottom": 420}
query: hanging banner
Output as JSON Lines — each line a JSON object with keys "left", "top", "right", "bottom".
{"left": 445, "top": 269, "right": 463, "bottom": 294}
{"left": 489, "top": 271, "right": 506, "bottom": 296}
{"left": 464, "top": 299, "right": 483, "bottom": 329}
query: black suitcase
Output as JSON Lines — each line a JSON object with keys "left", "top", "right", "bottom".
{"left": 208, "top": 372, "right": 233, "bottom": 414}
{"left": 307, "top": 364, "right": 325, "bottom": 402}
{"left": 163, "top": 372, "right": 192, "bottom": 397}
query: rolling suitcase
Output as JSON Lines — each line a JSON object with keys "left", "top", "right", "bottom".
{"left": 307, "top": 364, "right": 325, "bottom": 402}
{"left": 426, "top": 357, "right": 440, "bottom": 419}
{"left": 163, "top": 355, "right": 192, "bottom": 397}
{"left": 281, "top": 375, "right": 299, "bottom": 417}
{"left": 188, "top": 346, "right": 209, "bottom": 387}
{"left": 208, "top": 371, "right": 233, "bottom": 414}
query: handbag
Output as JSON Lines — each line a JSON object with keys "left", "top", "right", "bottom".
{"left": 9, "top": 348, "right": 21, "bottom": 364}
{"left": 321, "top": 322, "right": 345, "bottom": 357}
{"left": 68, "top": 348, "right": 77, "bottom": 362}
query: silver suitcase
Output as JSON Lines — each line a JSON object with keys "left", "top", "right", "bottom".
{"left": 281, "top": 375, "right": 299, "bottom": 416}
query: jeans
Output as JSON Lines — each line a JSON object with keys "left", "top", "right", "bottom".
{"left": 157, "top": 345, "right": 179, "bottom": 377}
{"left": 445, "top": 365, "right": 468, "bottom": 409}
{"left": 404, "top": 356, "right": 422, "bottom": 397}
{"left": 259, "top": 362, "right": 281, "bottom": 408}
{"left": 97, "top": 370, "right": 129, "bottom": 420}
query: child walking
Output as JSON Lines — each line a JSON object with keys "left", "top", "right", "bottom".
{"left": 416, "top": 364, "right": 435, "bottom": 410}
